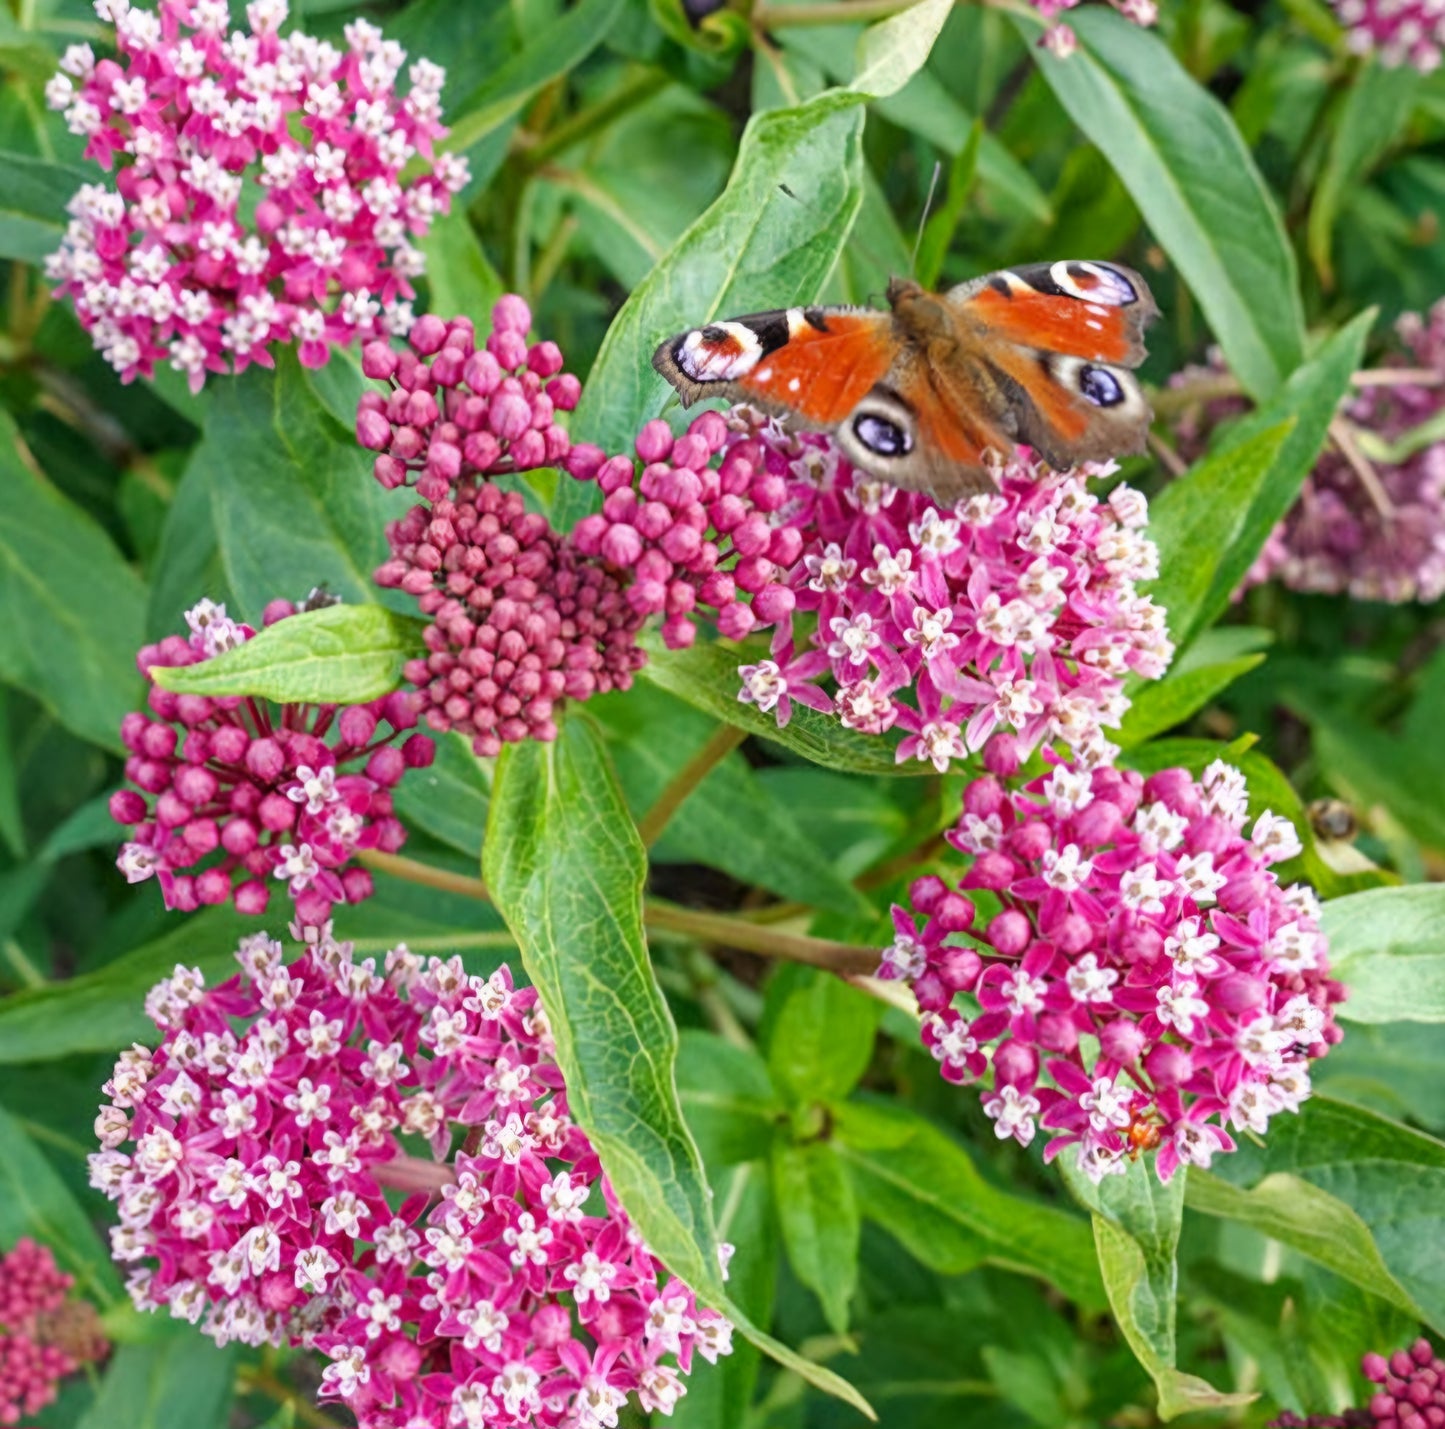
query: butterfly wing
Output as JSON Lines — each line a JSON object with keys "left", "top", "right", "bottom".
{"left": 651, "top": 305, "right": 895, "bottom": 428}
{"left": 652, "top": 304, "right": 1003, "bottom": 500}
{"left": 943, "top": 260, "right": 1159, "bottom": 472}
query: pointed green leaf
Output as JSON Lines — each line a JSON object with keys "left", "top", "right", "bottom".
{"left": 483, "top": 717, "right": 873, "bottom": 1417}
{"left": 1065, "top": 1159, "right": 1254, "bottom": 1420}
{"left": 1143, "top": 422, "right": 1294, "bottom": 652}
{"left": 851, "top": 0, "right": 952, "bottom": 99}
{"left": 151, "top": 603, "right": 417, "bottom": 704}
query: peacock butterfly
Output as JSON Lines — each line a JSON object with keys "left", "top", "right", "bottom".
{"left": 652, "top": 260, "right": 1159, "bottom": 504}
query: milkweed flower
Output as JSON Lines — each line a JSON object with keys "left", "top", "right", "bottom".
{"left": 0, "top": 1239, "right": 108, "bottom": 1425}
{"left": 44, "top": 0, "right": 467, "bottom": 390}
{"left": 91, "top": 927, "right": 732, "bottom": 1427}
{"left": 1176, "top": 304, "right": 1445, "bottom": 603}
{"left": 1335, "top": 0, "right": 1444, "bottom": 70}
{"left": 355, "top": 301, "right": 580, "bottom": 502}
{"left": 111, "top": 597, "right": 433, "bottom": 922}
{"left": 572, "top": 409, "right": 1171, "bottom": 772}
{"left": 878, "top": 758, "right": 1344, "bottom": 1183}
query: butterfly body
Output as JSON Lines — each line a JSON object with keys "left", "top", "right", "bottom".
{"left": 652, "top": 260, "right": 1159, "bottom": 503}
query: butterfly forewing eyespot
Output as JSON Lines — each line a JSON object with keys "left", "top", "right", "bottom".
{"left": 1045, "top": 260, "right": 1140, "bottom": 307}
{"left": 675, "top": 321, "right": 763, "bottom": 383}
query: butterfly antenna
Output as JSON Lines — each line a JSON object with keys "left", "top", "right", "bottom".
{"left": 909, "top": 160, "right": 943, "bottom": 280}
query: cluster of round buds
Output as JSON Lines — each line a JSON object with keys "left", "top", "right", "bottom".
{"left": 375, "top": 483, "right": 646, "bottom": 756}
{"left": 44, "top": 0, "right": 467, "bottom": 390}
{"left": 878, "top": 757, "right": 1344, "bottom": 1184}
{"left": 112, "top": 598, "right": 433, "bottom": 922}
{"left": 1362, "top": 1340, "right": 1445, "bottom": 1429}
{"left": 356, "top": 300, "right": 580, "bottom": 502}
{"left": 705, "top": 417, "right": 1171, "bottom": 775}
{"left": 1336, "top": 0, "right": 1444, "bottom": 70}
{"left": 566, "top": 411, "right": 806, "bottom": 653}
{"left": 91, "top": 928, "right": 732, "bottom": 1428}
{"left": 0, "top": 1239, "right": 108, "bottom": 1425}
{"left": 1176, "top": 307, "right": 1445, "bottom": 604}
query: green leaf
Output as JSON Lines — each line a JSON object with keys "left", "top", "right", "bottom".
{"left": 1208, "top": 1098, "right": 1445, "bottom": 1335}
{"left": 1018, "top": 8, "right": 1305, "bottom": 398}
{"left": 0, "top": 151, "right": 90, "bottom": 262}
{"left": 0, "top": 1100, "right": 120, "bottom": 1302}
{"left": 1187, "top": 1168, "right": 1424, "bottom": 1323}
{"left": 390, "top": 730, "right": 492, "bottom": 858}
{"left": 678, "top": 1031, "right": 780, "bottom": 1168}
{"left": 1195, "top": 311, "right": 1375, "bottom": 627}
{"left": 444, "top": 0, "right": 625, "bottom": 157}
{"left": 483, "top": 716, "right": 873, "bottom": 1417}
{"left": 638, "top": 636, "right": 907, "bottom": 776}
{"left": 76, "top": 1327, "right": 236, "bottom": 1429}
{"left": 150, "top": 603, "right": 416, "bottom": 704}
{"left": 565, "top": 88, "right": 867, "bottom": 487}
{"left": 1308, "top": 59, "right": 1423, "bottom": 287}
{"left": 1143, "top": 422, "right": 1294, "bottom": 652}
{"left": 0, "top": 409, "right": 147, "bottom": 753}
{"left": 833, "top": 1099, "right": 1106, "bottom": 1309}
{"left": 850, "top": 0, "right": 953, "bottom": 99}
{"left": 190, "top": 352, "right": 396, "bottom": 618}
{"left": 762, "top": 964, "right": 879, "bottom": 1107}
{"left": 772, "top": 1134, "right": 860, "bottom": 1334}
{"left": 1065, "top": 1159, "right": 1253, "bottom": 1420}
{"left": 1322, "top": 885, "right": 1445, "bottom": 1023}
{"left": 1116, "top": 654, "right": 1265, "bottom": 748}
{"left": 419, "top": 210, "right": 504, "bottom": 323}
{"left": 1198, "top": 1096, "right": 1445, "bottom": 1334}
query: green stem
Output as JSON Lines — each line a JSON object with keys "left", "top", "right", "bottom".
{"left": 3, "top": 937, "right": 46, "bottom": 989}
{"left": 753, "top": 0, "right": 918, "bottom": 25}
{"left": 636, "top": 724, "right": 749, "bottom": 848}
{"left": 358, "top": 849, "right": 491, "bottom": 902}
{"left": 517, "top": 69, "right": 670, "bottom": 173}
{"left": 646, "top": 900, "right": 881, "bottom": 974}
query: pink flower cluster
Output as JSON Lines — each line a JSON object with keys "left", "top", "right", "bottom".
{"left": 588, "top": 412, "right": 1170, "bottom": 774}
{"left": 91, "top": 927, "right": 732, "bottom": 1428}
{"left": 375, "top": 481, "right": 646, "bottom": 755}
{"left": 1363, "top": 1340, "right": 1445, "bottom": 1429}
{"left": 878, "top": 757, "right": 1344, "bottom": 1183}
{"left": 44, "top": 0, "right": 467, "bottom": 390}
{"left": 1336, "top": 0, "right": 1444, "bottom": 70}
{"left": 0, "top": 1239, "right": 106, "bottom": 1426}
{"left": 1178, "top": 305, "right": 1445, "bottom": 604}
{"left": 356, "top": 301, "right": 580, "bottom": 502}
{"left": 112, "top": 597, "right": 433, "bottom": 922}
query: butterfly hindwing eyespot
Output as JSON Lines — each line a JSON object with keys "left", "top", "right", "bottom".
{"left": 1077, "top": 364, "right": 1126, "bottom": 408}
{"left": 854, "top": 411, "right": 912, "bottom": 456}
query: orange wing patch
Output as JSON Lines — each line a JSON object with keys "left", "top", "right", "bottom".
{"left": 731, "top": 311, "right": 896, "bottom": 426}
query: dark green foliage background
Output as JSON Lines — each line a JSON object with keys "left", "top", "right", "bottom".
{"left": 2, "top": 0, "right": 1445, "bottom": 1423}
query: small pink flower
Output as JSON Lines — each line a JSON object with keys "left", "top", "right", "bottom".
{"left": 92, "top": 932, "right": 732, "bottom": 1427}
{"left": 45, "top": 3, "right": 467, "bottom": 389}
{"left": 880, "top": 757, "right": 1345, "bottom": 1184}
{"left": 111, "top": 598, "right": 433, "bottom": 924}
{"left": 1335, "top": 0, "right": 1445, "bottom": 70}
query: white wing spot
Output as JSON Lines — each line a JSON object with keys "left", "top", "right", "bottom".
{"left": 677, "top": 323, "right": 763, "bottom": 382}
{"left": 788, "top": 378, "right": 801, "bottom": 392}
